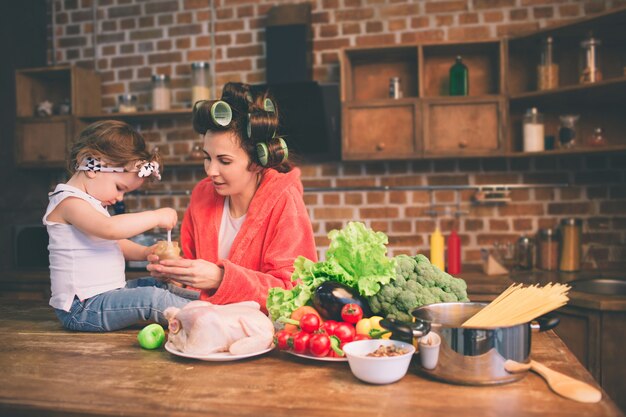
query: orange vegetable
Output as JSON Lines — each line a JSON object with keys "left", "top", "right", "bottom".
{"left": 285, "top": 306, "right": 322, "bottom": 334}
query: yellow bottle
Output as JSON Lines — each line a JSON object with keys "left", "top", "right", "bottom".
{"left": 430, "top": 226, "right": 445, "bottom": 271}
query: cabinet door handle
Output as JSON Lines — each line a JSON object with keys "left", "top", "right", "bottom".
{"left": 376, "top": 142, "right": 386, "bottom": 151}
{"left": 459, "top": 140, "right": 468, "bottom": 148}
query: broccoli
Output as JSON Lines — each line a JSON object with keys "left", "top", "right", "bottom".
{"left": 367, "top": 254, "right": 469, "bottom": 321}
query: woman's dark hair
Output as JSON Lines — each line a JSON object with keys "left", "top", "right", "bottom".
{"left": 192, "top": 82, "right": 292, "bottom": 173}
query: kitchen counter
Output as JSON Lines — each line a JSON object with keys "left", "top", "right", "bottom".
{"left": 460, "top": 269, "right": 626, "bottom": 311}
{"left": 0, "top": 298, "right": 622, "bottom": 417}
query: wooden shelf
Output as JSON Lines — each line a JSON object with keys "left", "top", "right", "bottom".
{"left": 510, "top": 76, "right": 626, "bottom": 106}
{"left": 505, "top": 144, "right": 626, "bottom": 158}
{"left": 80, "top": 108, "right": 191, "bottom": 121}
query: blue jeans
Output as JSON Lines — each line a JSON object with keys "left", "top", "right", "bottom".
{"left": 54, "top": 277, "right": 198, "bottom": 332}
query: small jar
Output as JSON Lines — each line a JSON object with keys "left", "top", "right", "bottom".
{"left": 516, "top": 235, "right": 534, "bottom": 270}
{"left": 558, "top": 114, "right": 580, "bottom": 149}
{"left": 191, "top": 62, "right": 211, "bottom": 105}
{"left": 537, "top": 228, "right": 560, "bottom": 271}
{"left": 537, "top": 36, "right": 559, "bottom": 90}
{"left": 151, "top": 74, "right": 171, "bottom": 111}
{"left": 559, "top": 218, "right": 582, "bottom": 272}
{"left": 389, "top": 77, "right": 402, "bottom": 99}
{"left": 587, "top": 127, "right": 607, "bottom": 147}
{"left": 580, "top": 35, "right": 602, "bottom": 84}
{"left": 118, "top": 94, "right": 137, "bottom": 113}
{"left": 523, "top": 107, "right": 544, "bottom": 152}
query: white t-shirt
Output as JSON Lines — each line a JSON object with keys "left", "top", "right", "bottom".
{"left": 218, "top": 197, "right": 246, "bottom": 260}
{"left": 43, "top": 184, "right": 126, "bottom": 311}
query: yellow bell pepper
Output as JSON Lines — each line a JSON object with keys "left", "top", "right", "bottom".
{"left": 355, "top": 316, "right": 391, "bottom": 339}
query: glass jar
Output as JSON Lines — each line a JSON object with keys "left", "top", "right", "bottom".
{"left": 389, "top": 77, "right": 402, "bottom": 99}
{"left": 537, "top": 228, "right": 560, "bottom": 271}
{"left": 151, "top": 74, "right": 171, "bottom": 111}
{"left": 558, "top": 114, "right": 580, "bottom": 149}
{"left": 537, "top": 36, "right": 559, "bottom": 90}
{"left": 449, "top": 56, "right": 468, "bottom": 96}
{"left": 118, "top": 94, "right": 137, "bottom": 113}
{"left": 523, "top": 107, "right": 544, "bottom": 152}
{"left": 580, "top": 35, "right": 602, "bottom": 84}
{"left": 559, "top": 218, "right": 582, "bottom": 272}
{"left": 587, "top": 127, "right": 607, "bottom": 147}
{"left": 191, "top": 62, "right": 211, "bottom": 105}
{"left": 516, "top": 235, "right": 534, "bottom": 270}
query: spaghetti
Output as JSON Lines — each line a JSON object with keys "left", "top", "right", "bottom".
{"left": 462, "top": 283, "right": 570, "bottom": 328}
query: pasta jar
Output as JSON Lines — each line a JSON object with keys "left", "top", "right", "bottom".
{"left": 191, "top": 62, "right": 211, "bottom": 105}
{"left": 537, "top": 228, "right": 559, "bottom": 271}
{"left": 559, "top": 218, "right": 582, "bottom": 272}
{"left": 537, "top": 36, "right": 559, "bottom": 90}
{"left": 151, "top": 74, "right": 171, "bottom": 111}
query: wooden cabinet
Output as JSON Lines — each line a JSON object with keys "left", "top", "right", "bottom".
{"left": 340, "top": 8, "right": 626, "bottom": 161}
{"left": 422, "top": 97, "right": 506, "bottom": 156}
{"left": 555, "top": 305, "right": 626, "bottom": 412}
{"left": 14, "top": 65, "right": 100, "bottom": 167}
{"left": 507, "top": 8, "right": 626, "bottom": 154}
{"left": 15, "top": 117, "right": 83, "bottom": 168}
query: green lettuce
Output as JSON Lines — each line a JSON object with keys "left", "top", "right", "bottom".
{"left": 266, "top": 222, "right": 396, "bottom": 322}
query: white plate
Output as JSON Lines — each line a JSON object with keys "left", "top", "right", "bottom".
{"left": 285, "top": 350, "right": 348, "bottom": 362}
{"left": 164, "top": 341, "right": 273, "bottom": 361}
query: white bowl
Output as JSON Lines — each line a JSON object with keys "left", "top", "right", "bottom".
{"left": 342, "top": 339, "right": 416, "bottom": 385}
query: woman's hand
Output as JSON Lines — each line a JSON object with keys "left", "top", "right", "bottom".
{"left": 146, "top": 258, "right": 224, "bottom": 290}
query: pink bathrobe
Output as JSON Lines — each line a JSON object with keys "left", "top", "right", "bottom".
{"left": 179, "top": 168, "right": 317, "bottom": 313}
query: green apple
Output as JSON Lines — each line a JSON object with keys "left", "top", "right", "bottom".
{"left": 137, "top": 323, "right": 165, "bottom": 350}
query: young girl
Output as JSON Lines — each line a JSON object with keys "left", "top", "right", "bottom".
{"left": 147, "top": 82, "right": 317, "bottom": 313}
{"left": 44, "top": 120, "right": 196, "bottom": 332}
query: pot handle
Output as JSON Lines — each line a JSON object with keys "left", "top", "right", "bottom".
{"left": 380, "top": 318, "right": 431, "bottom": 344}
{"left": 531, "top": 313, "right": 560, "bottom": 332}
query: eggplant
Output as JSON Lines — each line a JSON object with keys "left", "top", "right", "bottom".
{"left": 312, "top": 281, "right": 373, "bottom": 321}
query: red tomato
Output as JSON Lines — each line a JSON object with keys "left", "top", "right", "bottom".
{"left": 321, "top": 320, "right": 339, "bottom": 336}
{"left": 274, "top": 330, "right": 291, "bottom": 350}
{"left": 285, "top": 306, "right": 322, "bottom": 334}
{"left": 341, "top": 303, "right": 363, "bottom": 324}
{"left": 291, "top": 331, "right": 311, "bottom": 354}
{"left": 299, "top": 313, "right": 321, "bottom": 334}
{"left": 309, "top": 333, "right": 331, "bottom": 357}
{"left": 333, "top": 322, "right": 356, "bottom": 343}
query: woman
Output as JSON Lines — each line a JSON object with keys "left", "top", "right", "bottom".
{"left": 147, "top": 82, "right": 317, "bottom": 313}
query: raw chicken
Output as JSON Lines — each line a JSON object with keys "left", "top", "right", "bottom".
{"left": 164, "top": 300, "right": 274, "bottom": 356}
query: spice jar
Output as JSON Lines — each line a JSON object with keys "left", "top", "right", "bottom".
{"left": 580, "top": 34, "right": 602, "bottom": 84}
{"left": 587, "top": 127, "right": 607, "bottom": 147}
{"left": 118, "top": 94, "right": 137, "bottom": 113}
{"left": 558, "top": 114, "right": 579, "bottom": 149}
{"left": 389, "top": 77, "right": 403, "bottom": 99}
{"left": 151, "top": 74, "right": 171, "bottom": 111}
{"left": 559, "top": 218, "right": 582, "bottom": 272}
{"left": 537, "top": 228, "right": 559, "bottom": 271}
{"left": 191, "top": 62, "right": 211, "bottom": 105}
{"left": 523, "top": 107, "right": 545, "bottom": 152}
{"left": 537, "top": 36, "right": 559, "bottom": 90}
{"left": 516, "top": 235, "right": 534, "bottom": 270}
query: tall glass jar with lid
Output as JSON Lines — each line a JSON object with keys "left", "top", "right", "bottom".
{"left": 151, "top": 74, "right": 171, "bottom": 111}
{"left": 191, "top": 62, "right": 211, "bottom": 105}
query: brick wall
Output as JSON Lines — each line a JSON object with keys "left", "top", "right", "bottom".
{"left": 48, "top": 0, "right": 626, "bottom": 268}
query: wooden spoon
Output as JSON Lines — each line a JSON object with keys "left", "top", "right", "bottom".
{"left": 505, "top": 359, "right": 602, "bottom": 403}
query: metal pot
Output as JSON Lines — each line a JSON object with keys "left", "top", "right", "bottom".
{"left": 381, "top": 302, "right": 559, "bottom": 385}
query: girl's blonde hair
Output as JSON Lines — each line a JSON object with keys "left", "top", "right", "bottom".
{"left": 68, "top": 120, "right": 160, "bottom": 174}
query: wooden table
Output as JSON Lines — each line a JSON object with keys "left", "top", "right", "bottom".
{"left": 0, "top": 299, "right": 622, "bottom": 417}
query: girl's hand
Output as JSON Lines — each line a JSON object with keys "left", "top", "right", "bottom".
{"left": 147, "top": 258, "right": 224, "bottom": 290}
{"left": 155, "top": 208, "right": 178, "bottom": 230}
{"left": 143, "top": 244, "right": 158, "bottom": 261}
